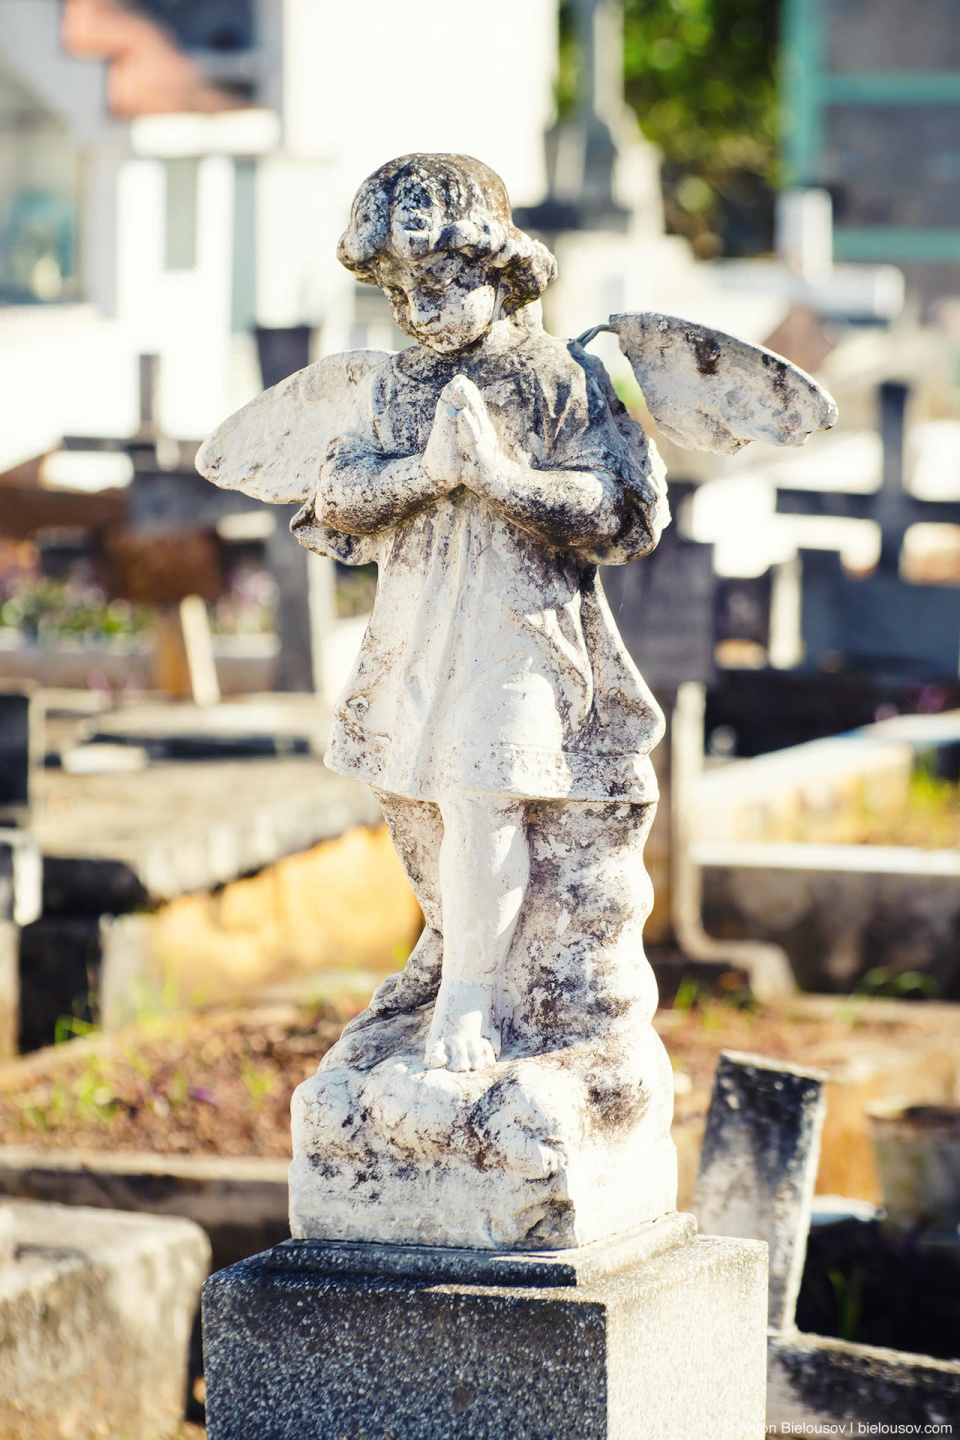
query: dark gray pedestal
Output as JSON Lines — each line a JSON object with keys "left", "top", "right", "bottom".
{"left": 202, "top": 1214, "right": 768, "bottom": 1440}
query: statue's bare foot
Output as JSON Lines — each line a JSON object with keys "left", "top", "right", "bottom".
{"left": 425, "top": 995, "right": 499, "bottom": 1073}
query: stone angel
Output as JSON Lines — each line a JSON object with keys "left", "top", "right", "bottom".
{"left": 197, "top": 153, "right": 836, "bottom": 1250}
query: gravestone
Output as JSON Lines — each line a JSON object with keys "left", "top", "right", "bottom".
{"left": 693, "top": 1050, "right": 827, "bottom": 1331}
{"left": 61, "top": 352, "right": 323, "bottom": 693}
{"left": 0, "top": 687, "right": 40, "bottom": 1056}
{"left": 0, "top": 686, "right": 33, "bottom": 827}
{"left": 0, "top": 1199, "right": 209, "bottom": 1440}
{"left": 203, "top": 1220, "right": 768, "bottom": 1440}
{"left": 691, "top": 1047, "right": 960, "bottom": 1428}
{"left": 779, "top": 382, "right": 960, "bottom": 678}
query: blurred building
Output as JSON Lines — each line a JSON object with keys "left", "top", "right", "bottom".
{"left": 783, "top": 0, "right": 960, "bottom": 311}
{"left": 0, "top": 0, "right": 557, "bottom": 469}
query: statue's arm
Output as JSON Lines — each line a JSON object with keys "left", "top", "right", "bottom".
{"left": 450, "top": 361, "right": 665, "bottom": 558}
{"left": 467, "top": 455, "right": 624, "bottom": 550}
{"left": 316, "top": 435, "right": 451, "bottom": 536}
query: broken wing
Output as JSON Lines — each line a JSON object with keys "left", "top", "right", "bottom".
{"left": 603, "top": 312, "right": 838, "bottom": 456}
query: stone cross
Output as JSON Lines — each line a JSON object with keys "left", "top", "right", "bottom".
{"left": 777, "top": 381, "right": 960, "bottom": 677}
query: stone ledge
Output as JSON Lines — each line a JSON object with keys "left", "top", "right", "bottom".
{"left": 0, "top": 1198, "right": 209, "bottom": 1440}
{"left": 767, "top": 1328, "right": 960, "bottom": 1432}
{"left": 263, "top": 1211, "right": 696, "bottom": 1288}
{"left": 0, "top": 1146, "right": 289, "bottom": 1271}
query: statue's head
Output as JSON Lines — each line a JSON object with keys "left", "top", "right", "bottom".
{"left": 337, "top": 153, "right": 556, "bottom": 355}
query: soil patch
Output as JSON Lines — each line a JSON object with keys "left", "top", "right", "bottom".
{"left": 0, "top": 993, "right": 956, "bottom": 1166}
{"left": 0, "top": 1001, "right": 361, "bottom": 1157}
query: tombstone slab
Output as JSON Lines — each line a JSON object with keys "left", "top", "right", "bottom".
{"left": 202, "top": 1220, "right": 769, "bottom": 1440}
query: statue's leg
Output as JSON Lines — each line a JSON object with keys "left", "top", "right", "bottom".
{"left": 356, "top": 788, "right": 445, "bottom": 1019}
{"left": 316, "top": 791, "right": 443, "bottom": 1072}
{"left": 425, "top": 788, "right": 529, "bottom": 1073}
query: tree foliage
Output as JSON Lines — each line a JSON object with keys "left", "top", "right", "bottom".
{"left": 559, "top": 0, "right": 781, "bottom": 255}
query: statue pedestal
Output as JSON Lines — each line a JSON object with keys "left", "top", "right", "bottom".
{"left": 201, "top": 1215, "right": 768, "bottom": 1440}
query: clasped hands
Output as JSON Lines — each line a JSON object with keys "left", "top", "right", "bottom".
{"left": 421, "top": 375, "right": 508, "bottom": 497}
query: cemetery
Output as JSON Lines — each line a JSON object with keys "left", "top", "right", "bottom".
{"left": 0, "top": 1, "right": 959, "bottom": 1438}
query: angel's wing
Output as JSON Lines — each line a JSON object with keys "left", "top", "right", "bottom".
{"left": 195, "top": 349, "right": 390, "bottom": 504}
{"left": 593, "top": 312, "right": 837, "bottom": 456}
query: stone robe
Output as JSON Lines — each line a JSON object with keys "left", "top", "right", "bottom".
{"left": 295, "top": 320, "right": 670, "bottom": 805}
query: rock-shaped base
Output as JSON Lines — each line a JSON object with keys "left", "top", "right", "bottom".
{"left": 290, "top": 1125, "right": 677, "bottom": 1250}
{"left": 202, "top": 1217, "right": 769, "bottom": 1440}
{"left": 291, "top": 1011, "right": 677, "bottom": 1250}
{"left": 290, "top": 800, "right": 677, "bottom": 1250}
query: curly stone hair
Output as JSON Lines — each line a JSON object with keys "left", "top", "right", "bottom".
{"left": 337, "top": 153, "right": 557, "bottom": 313}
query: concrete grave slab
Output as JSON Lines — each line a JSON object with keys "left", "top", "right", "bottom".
{"left": 0, "top": 1146, "right": 289, "bottom": 1274}
{"left": 0, "top": 1198, "right": 209, "bottom": 1440}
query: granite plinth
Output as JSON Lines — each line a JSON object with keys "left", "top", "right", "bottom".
{"left": 202, "top": 1215, "right": 768, "bottom": 1440}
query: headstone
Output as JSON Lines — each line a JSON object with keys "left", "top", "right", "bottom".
{"left": 60, "top": 351, "right": 324, "bottom": 694}
{"left": 255, "top": 325, "right": 312, "bottom": 390}
{"left": 179, "top": 593, "right": 221, "bottom": 707}
{"left": 778, "top": 381, "right": 960, "bottom": 679}
{"left": 0, "top": 686, "right": 33, "bottom": 826}
{"left": 197, "top": 150, "right": 833, "bottom": 1437}
{"left": 0, "top": 827, "right": 41, "bottom": 1054}
{"left": 693, "top": 1049, "right": 827, "bottom": 1330}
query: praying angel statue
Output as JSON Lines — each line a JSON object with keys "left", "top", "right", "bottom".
{"left": 198, "top": 153, "right": 836, "bottom": 1251}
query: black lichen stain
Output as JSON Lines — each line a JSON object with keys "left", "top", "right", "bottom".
{"left": 451, "top": 1386, "right": 475, "bottom": 1415}
{"left": 761, "top": 350, "right": 792, "bottom": 404}
{"left": 691, "top": 332, "right": 722, "bottom": 377}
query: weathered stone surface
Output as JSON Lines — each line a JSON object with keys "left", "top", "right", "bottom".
{"left": 0, "top": 1199, "right": 209, "bottom": 1440}
{"left": 607, "top": 312, "right": 837, "bottom": 454}
{"left": 291, "top": 802, "right": 677, "bottom": 1250}
{"left": 0, "top": 1147, "right": 288, "bottom": 1273}
{"left": 34, "top": 752, "right": 381, "bottom": 904}
{"left": 99, "top": 822, "right": 421, "bottom": 1025}
{"left": 767, "top": 1330, "right": 960, "bottom": 1434}
{"left": 693, "top": 1049, "right": 826, "bottom": 1329}
{"left": 199, "top": 152, "right": 836, "bottom": 1253}
{"left": 202, "top": 1223, "right": 769, "bottom": 1440}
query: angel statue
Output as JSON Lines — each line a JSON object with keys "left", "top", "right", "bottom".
{"left": 197, "top": 153, "right": 836, "bottom": 1251}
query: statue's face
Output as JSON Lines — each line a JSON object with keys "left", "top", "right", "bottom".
{"left": 375, "top": 253, "right": 499, "bottom": 355}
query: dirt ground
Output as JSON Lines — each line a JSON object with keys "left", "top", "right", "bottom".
{"left": 1, "top": 990, "right": 957, "bottom": 1169}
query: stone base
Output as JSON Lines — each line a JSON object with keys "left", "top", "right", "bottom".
{"left": 289, "top": 1130, "right": 679, "bottom": 1251}
{"left": 202, "top": 1214, "right": 768, "bottom": 1440}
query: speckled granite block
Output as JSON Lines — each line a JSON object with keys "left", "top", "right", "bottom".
{"left": 202, "top": 1215, "right": 768, "bottom": 1440}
